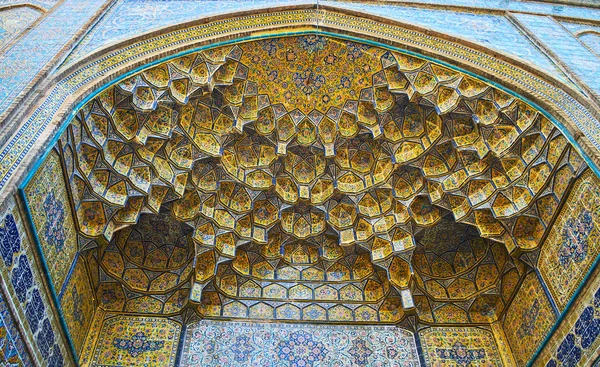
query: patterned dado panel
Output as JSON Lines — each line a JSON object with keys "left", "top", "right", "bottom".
{"left": 181, "top": 320, "right": 420, "bottom": 366}
{"left": 0, "top": 203, "right": 69, "bottom": 366}
{"left": 418, "top": 326, "right": 503, "bottom": 366}
{"left": 58, "top": 255, "right": 95, "bottom": 357}
{"left": 536, "top": 264, "right": 600, "bottom": 366}
{"left": 504, "top": 272, "right": 557, "bottom": 366}
{"left": 80, "top": 313, "right": 181, "bottom": 367}
{"left": 23, "top": 149, "right": 78, "bottom": 293}
{"left": 538, "top": 169, "right": 600, "bottom": 311}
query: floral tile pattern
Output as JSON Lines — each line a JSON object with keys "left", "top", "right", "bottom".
{"left": 60, "top": 34, "right": 581, "bottom": 332}
{"left": 538, "top": 169, "right": 600, "bottom": 311}
{"left": 89, "top": 315, "right": 180, "bottom": 367}
{"left": 537, "top": 265, "right": 600, "bottom": 366}
{"left": 5, "top": 5, "right": 600, "bottom": 367}
{"left": 23, "top": 149, "right": 78, "bottom": 294}
{"left": 0, "top": 205, "right": 67, "bottom": 366}
{"left": 59, "top": 256, "right": 95, "bottom": 357}
{"left": 419, "top": 326, "right": 502, "bottom": 367}
{"left": 504, "top": 272, "right": 556, "bottom": 366}
{"left": 0, "top": 286, "right": 33, "bottom": 366}
{"left": 181, "top": 320, "right": 420, "bottom": 366}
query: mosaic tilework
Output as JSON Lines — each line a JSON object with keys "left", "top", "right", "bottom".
{"left": 65, "top": 0, "right": 568, "bottom": 85}
{"left": 23, "top": 149, "right": 77, "bottom": 293}
{"left": 328, "top": 0, "right": 600, "bottom": 20}
{"left": 412, "top": 219, "right": 526, "bottom": 324}
{"left": 0, "top": 6, "right": 41, "bottom": 50}
{"left": 0, "top": 1, "right": 58, "bottom": 11}
{"left": 88, "top": 315, "right": 180, "bottom": 367}
{"left": 59, "top": 256, "right": 95, "bottom": 358}
{"left": 579, "top": 33, "right": 600, "bottom": 57}
{"left": 322, "top": 1, "right": 569, "bottom": 83}
{"left": 539, "top": 169, "right": 600, "bottom": 311}
{"left": 63, "top": 34, "right": 580, "bottom": 329}
{"left": 3, "top": 9, "right": 600, "bottom": 202}
{"left": 99, "top": 213, "right": 193, "bottom": 294}
{"left": 419, "top": 326, "right": 503, "bottom": 366}
{"left": 504, "top": 272, "right": 557, "bottom": 367}
{"left": 65, "top": 0, "right": 300, "bottom": 63}
{"left": 513, "top": 13, "right": 600, "bottom": 95}
{"left": 0, "top": 204, "right": 68, "bottom": 366}
{"left": 0, "top": 286, "right": 33, "bottom": 366}
{"left": 92, "top": 212, "right": 191, "bottom": 315}
{"left": 0, "top": 0, "right": 107, "bottom": 116}
{"left": 182, "top": 320, "right": 420, "bottom": 366}
{"left": 537, "top": 264, "right": 600, "bottom": 367}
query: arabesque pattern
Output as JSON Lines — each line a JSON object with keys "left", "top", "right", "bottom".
{"left": 181, "top": 320, "right": 420, "bottom": 366}
{"left": 57, "top": 35, "right": 586, "bottom": 324}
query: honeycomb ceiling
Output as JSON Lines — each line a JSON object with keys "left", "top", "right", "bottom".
{"left": 60, "top": 35, "right": 586, "bottom": 324}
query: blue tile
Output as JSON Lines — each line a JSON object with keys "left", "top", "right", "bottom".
{"left": 24, "top": 288, "right": 45, "bottom": 333}
{"left": 0, "top": 0, "right": 107, "bottom": 116}
{"left": 0, "top": 214, "right": 20, "bottom": 266}
{"left": 514, "top": 13, "right": 600, "bottom": 95}
{"left": 11, "top": 254, "right": 33, "bottom": 303}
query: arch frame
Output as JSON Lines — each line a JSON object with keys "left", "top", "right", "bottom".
{"left": 7, "top": 4, "right": 600, "bottom": 365}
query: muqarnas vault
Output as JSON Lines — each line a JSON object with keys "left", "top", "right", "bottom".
{"left": 2, "top": 4, "right": 600, "bottom": 367}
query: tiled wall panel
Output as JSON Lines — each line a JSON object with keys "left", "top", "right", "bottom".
{"left": 538, "top": 169, "right": 600, "bottom": 311}
{"left": 537, "top": 265, "right": 600, "bottom": 366}
{"left": 23, "top": 149, "right": 78, "bottom": 295}
{"left": 0, "top": 7, "right": 42, "bottom": 50}
{"left": 419, "top": 326, "right": 503, "bottom": 366}
{"left": 58, "top": 255, "right": 95, "bottom": 358}
{"left": 0, "top": 202, "right": 70, "bottom": 366}
{"left": 182, "top": 320, "right": 420, "bottom": 366}
{"left": 513, "top": 13, "right": 600, "bottom": 95}
{"left": 504, "top": 272, "right": 557, "bottom": 366}
{"left": 0, "top": 284, "right": 33, "bottom": 366}
{"left": 80, "top": 314, "right": 181, "bottom": 367}
{"left": 0, "top": 0, "right": 107, "bottom": 115}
